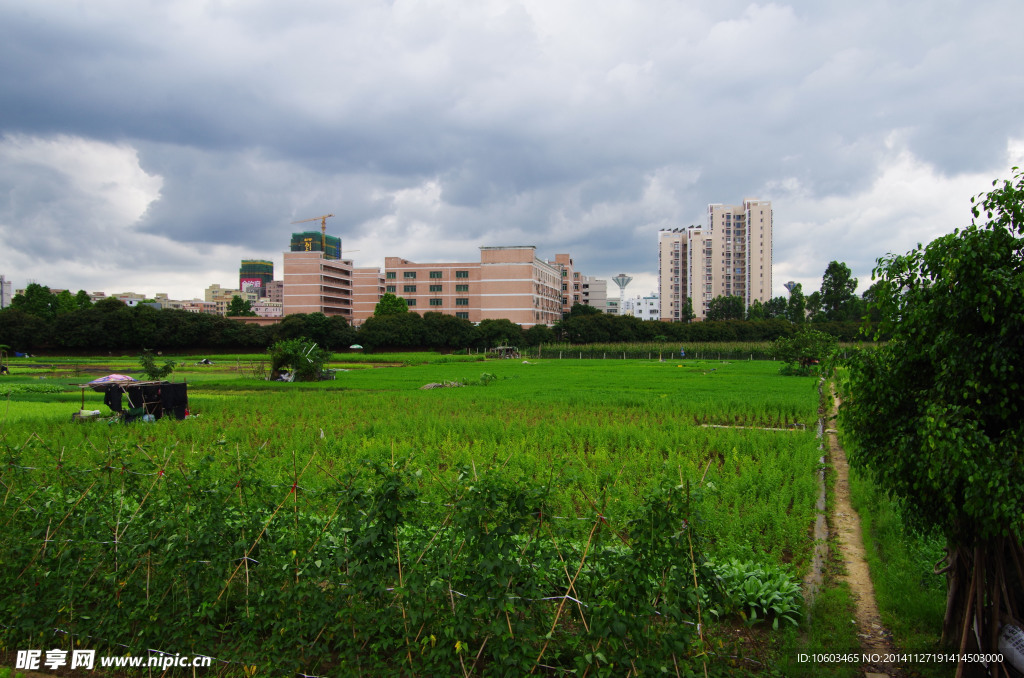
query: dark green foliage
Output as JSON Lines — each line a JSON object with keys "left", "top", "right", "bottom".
{"left": 9, "top": 283, "right": 57, "bottom": 319}
{"left": 374, "top": 292, "right": 409, "bottom": 316}
{"left": 267, "top": 336, "right": 330, "bottom": 380}
{"left": 0, "top": 457, "right": 711, "bottom": 675}
{"left": 357, "top": 312, "right": 425, "bottom": 352}
{"left": 705, "top": 295, "right": 745, "bottom": 321}
{"left": 475, "top": 318, "right": 523, "bottom": 348}
{"left": 819, "top": 261, "right": 859, "bottom": 321}
{"left": 521, "top": 323, "right": 555, "bottom": 347}
{"left": 785, "top": 283, "right": 806, "bottom": 323}
{"left": 841, "top": 168, "right": 1024, "bottom": 655}
{"left": 226, "top": 295, "right": 256, "bottom": 317}
{"left": 138, "top": 349, "right": 175, "bottom": 381}
{"left": 772, "top": 326, "right": 838, "bottom": 375}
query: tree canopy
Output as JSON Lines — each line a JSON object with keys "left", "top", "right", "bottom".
{"left": 226, "top": 295, "right": 257, "bottom": 317}
{"left": 374, "top": 293, "right": 409, "bottom": 316}
{"left": 841, "top": 168, "right": 1024, "bottom": 659}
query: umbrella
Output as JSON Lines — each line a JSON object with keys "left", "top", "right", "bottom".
{"left": 87, "top": 374, "right": 138, "bottom": 391}
{"left": 349, "top": 344, "right": 363, "bottom": 349}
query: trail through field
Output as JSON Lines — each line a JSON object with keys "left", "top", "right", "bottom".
{"left": 828, "top": 393, "right": 897, "bottom": 677}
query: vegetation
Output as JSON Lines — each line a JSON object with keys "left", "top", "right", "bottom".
{"left": 267, "top": 336, "right": 331, "bottom": 380}
{"left": 0, "top": 357, "right": 829, "bottom": 674}
{"left": 841, "top": 168, "right": 1024, "bottom": 663}
{"left": 772, "top": 326, "right": 838, "bottom": 376}
{"left": 226, "top": 294, "right": 257, "bottom": 317}
{"left": 138, "top": 348, "right": 176, "bottom": 381}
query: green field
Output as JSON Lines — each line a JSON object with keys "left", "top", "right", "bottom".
{"left": 0, "top": 355, "right": 831, "bottom": 675}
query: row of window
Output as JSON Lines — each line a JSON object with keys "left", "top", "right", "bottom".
{"left": 383, "top": 292, "right": 471, "bottom": 307}
{"left": 386, "top": 284, "right": 470, "bottom": 293}
{"left": 385, "top": 270, "right": 471, "bottom": 280}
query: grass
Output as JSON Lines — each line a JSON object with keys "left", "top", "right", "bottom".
{"left": 0, "top": 354, "right": 931, "bottom": 674}
{"left": 847, "top": 466, "right": 948, "bottom": 677}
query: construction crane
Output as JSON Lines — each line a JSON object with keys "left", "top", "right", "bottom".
{"left": 291, "top": 214, "right": 335, "bottom": 253}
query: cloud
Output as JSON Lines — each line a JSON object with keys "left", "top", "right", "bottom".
{"left": 1, "top": 0, "right": 1023, "bottom": 303}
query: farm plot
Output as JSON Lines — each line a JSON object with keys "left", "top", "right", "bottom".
{"left": 0, "top": 358, "right": 821, "bottom": 675}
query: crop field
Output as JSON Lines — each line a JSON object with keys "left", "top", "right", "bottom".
{"left": 0, "top": 355, "right": 823, "bottom": 675}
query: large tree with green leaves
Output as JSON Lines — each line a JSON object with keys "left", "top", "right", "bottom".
{"left": 226, "top": 295, "right": 256, "bottom": 317}
{"left": 374, "top": 292, "right": 409, "bottom": 316}
{"left": 841, "top": 168, "right": 1024, "bottom": 665}
{"left": 705, "top": 295, "right": 744, "bottom": 321}
{"left": 819, "top": 260, "right": 858, "bottom": 321}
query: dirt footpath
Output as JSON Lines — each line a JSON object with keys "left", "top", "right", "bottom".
{"left": 827, "top": 394, "right": 897, "bottom": 677}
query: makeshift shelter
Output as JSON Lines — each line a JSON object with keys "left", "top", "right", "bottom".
{"left": 78, "top": 376, "right": 188, "bottom": 422}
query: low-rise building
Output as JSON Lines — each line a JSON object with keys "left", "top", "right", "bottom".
{"left": 621, "top": 294, "right": 661, "bottom": 321}
{"left": 378, "top": 246, "right": 563, "bottom": 327}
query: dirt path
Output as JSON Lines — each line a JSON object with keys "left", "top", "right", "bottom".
{"left": 826, "top": 393, "right": 897, "bottom": 677}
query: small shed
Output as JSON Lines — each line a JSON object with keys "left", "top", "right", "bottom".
{"left": 78, "top": 378, "right": 189, "bottom": 422}
{"left": 487, "top": 346, "right": 521, "bottom": 359}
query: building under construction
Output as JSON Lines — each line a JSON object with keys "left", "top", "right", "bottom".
{"left": 290, "top": 232, "right": 341, "bottom": 260}
{"left": 239, "top": 260, "right": 274, "bottom": 297}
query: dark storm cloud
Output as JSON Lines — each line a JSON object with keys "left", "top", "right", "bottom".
{"left": 1, "top": 0, "right": 1023, "bottom": 299}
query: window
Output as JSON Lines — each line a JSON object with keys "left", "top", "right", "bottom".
{"left": 456, "top": 312, "right": 469, "bottom": 319}
{"left": 406, "top": 299, "right": 416, "bottom": 306}
{"left": 429, "top": 298, "right": 442, "bottom": 306}
{"left": 455, "top": 270, "right": 469, "bottom": 279}
{"left": 386, "top": 285, "right": 396, "bottom": 293}
{"left": 429, "top": 271, "right": 442, "bottom": 279}
{"left": 455, "top": 284, "right": 468, "bottom": 292}
{"left": 403, "top": 285, "right": 416, "bottom": 293}
{"left": 403, "top": 272, "right": 416, "bottom": 279}
{"left": 456, "top": 298, "right": 469, "bottom": 306}
{"left": 386, "top": 272, "right": 396, "bottom": 280}
{"left": 429, "top": 284, "right": 442, "bottom": 292}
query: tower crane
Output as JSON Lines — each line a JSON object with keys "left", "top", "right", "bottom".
{"left": 291, "top": 214, "right": 335, "bottom": 253}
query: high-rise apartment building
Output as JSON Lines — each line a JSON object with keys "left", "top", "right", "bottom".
{"left": 659, "top": 199, "right": 772, "bottom": 321}
{"left": 240, "top": 260, "right": 274, "bottom": 297}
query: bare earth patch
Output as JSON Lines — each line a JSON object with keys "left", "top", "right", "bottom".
{"left": 827, "top": 394, "right": 898, "bottom": 677}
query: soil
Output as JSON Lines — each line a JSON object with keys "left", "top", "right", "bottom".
{"left": 827, "top": 394, "right": 898, "bottom": 677}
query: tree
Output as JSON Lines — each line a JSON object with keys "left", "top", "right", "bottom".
{"left": 763, "top": 296, "right": 788, "bottom": 319}
{"left": 138, "top": 349, "right": 175, "bottom": 381}
{"left": 374, "top": 293, "right": 409, "bottom": 316}
{"left": 841, "top": 168, "right": 1024, "bottom": 663}
{"left": 771, "top": 326, "right": 836, "bottom": 375}
{"left": 679, "top": 297, "right": 696, "bottom": 323}
{"left": 10, "top": 283, "right": 56, "bottom": 320}
{"left": 784, "top": 284, "right": 805, "bottom": 323}
{"left": 745, "top": 299, "right": 765, "bottom": 321}
{"left": 820, "top": 261, "right": 858, "bottom": 321}
{"left": 475, "top": 318, "right": 522, "bottom": 348}
{"left": 226, "top": 295, "right": 256, "bottom": 317}
{"left": 705, "top": 295, "right": 744, "bottom": 321}
{"left": 74, "top": 290, "right": 93, "bottom": 311}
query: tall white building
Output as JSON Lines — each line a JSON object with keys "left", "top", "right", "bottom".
{"left": 658, "top": 199, "right": 772, "bottom": 321}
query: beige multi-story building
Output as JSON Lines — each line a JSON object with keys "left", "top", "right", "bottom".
{"left": 659, "top": 199, "right": 772, "bottom": 321}
{"left": 578, "top": 275, "right": 611, "bottom": 314}
{"left": 282, "top": 251, "right": 355, "bottom": 320}
{"left": 352, "top": 268, "right": 385, "bottom": 326}
{"left": 205, "top": 284, "right": 258, "bottom": 317}
{"left": 377, "top": 246, "right": 563, "bottom": 327}
{"left": 263, "top": 280, "right": 284, "bottom": 304}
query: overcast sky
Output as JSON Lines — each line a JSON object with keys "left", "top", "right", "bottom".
{"left": 2, "top": 0, "right": 1022, "bottom": 303}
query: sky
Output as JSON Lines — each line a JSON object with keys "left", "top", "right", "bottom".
{"left": 1, "top": 0, "right": 1022, "bottom": 303}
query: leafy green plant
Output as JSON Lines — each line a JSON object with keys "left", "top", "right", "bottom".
{"left": 707, "top": 557, "right": 803, "bottom": 629}
{"left": 267, "top": 336, "right": 330, "bottom": 381}
{"left": 138, "top": 348, "right": 175, "bottom": 381}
